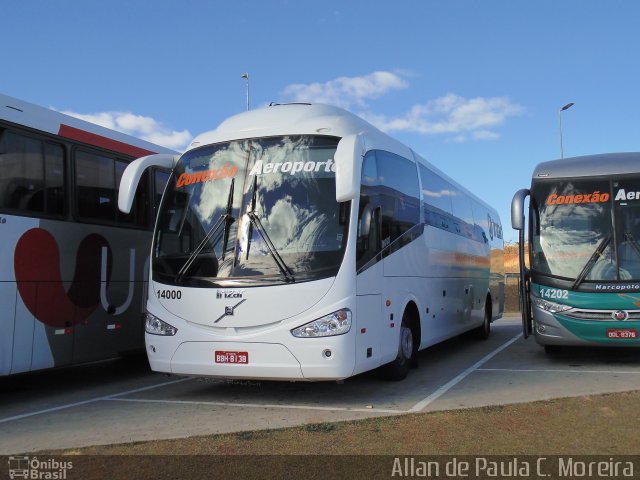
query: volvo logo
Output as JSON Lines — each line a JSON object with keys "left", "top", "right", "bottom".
{"left": 214, "top": 299, "right": 246, "bottom": 323}
{"left": 612, "top": 310, "right": 628, "bottom": 321}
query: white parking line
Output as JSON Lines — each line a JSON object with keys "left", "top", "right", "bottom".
{"left": 407, "top": 332, "right": 523, "bottom": 413}
{"left": 1, "top": 334, "right": 528, "bottom": 423}
{"left": 109, "top": 397, "right": 403, "bottom": 414}
{"left": 477, "top": 368, "right": 640, "bottom": 374}
{"left": 0, "top": 377, "right": 191, "bottom": 424}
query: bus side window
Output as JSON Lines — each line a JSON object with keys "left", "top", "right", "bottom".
{"left": 75, "top": 149, "right": 116, "bottom": 221}
{"left": 357, "top": 151, "right": 382, "bottom": 269}
{"left": 375, "top": 150, "right": 420, "bottom": 244}
{"left": 154, "top": 169, "right": 170, "bottom": 209}
{"left": 0, "top": 130, "right": 65, "bottom": 216}
{"left": 75, "top": 149, "right": 149, "bottom": 227}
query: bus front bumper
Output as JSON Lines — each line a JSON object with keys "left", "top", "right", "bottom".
{"left": 533, "top": 307, "right": 640, "bottom": 347}
{"left": 146, "top": 336, "right": 357, "bottom": 381}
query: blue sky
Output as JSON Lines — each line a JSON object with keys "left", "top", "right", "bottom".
{"left": 4, "top": 0, "right": 640, "bottom": 242}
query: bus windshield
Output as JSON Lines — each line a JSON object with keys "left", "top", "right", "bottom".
{"left": 152, "top": 135, "right": 349, "bottom": 286}
{"left": 531, "top": 176, "right": 640, "bottom": 283}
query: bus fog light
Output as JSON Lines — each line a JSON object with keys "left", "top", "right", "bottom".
{"left": 537, "top": 324, "right": 546, "bottom": 333}
{"left": 291, "top": 309, "right": 352, "bottom": 338}
{"left": 323, "top": 349, "right": 332, "bottom": 358}
{"left": 145, "top": 312, "right": 178, "bottom": 336}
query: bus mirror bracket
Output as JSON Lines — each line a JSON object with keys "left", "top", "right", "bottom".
{"left": 511, "top": 188, "right": 530, "bottom": 231}
{"left": 335, "top": 133, "right": 365, "bottom": 202}
{"left": 118, "top": 154, "right": 178, "bottom": 214}
{"left": 511, "top": 188, "right": 533, "bottom": 338}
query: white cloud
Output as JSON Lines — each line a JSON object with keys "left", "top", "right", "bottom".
{"left": 282, "top": 72, "right": 525, "bottom": 142}
{"left": 360, "top": 93, "right": 525, "bottom": 141}
{"left": 60, "top": 110, "right": 192, "bottom": 151}
{"left": 282, "top": 71, "right": 409, "bottom": 109}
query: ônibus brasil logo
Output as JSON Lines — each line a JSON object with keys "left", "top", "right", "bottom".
{"left": 8, "top": 456, "right": 73, "bottom": 479}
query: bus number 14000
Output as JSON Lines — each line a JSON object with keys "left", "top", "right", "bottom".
{"left": 157, "top": 289, "right": 182, "bottom": 300}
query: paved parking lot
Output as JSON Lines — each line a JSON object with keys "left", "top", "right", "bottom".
{"left": 2, "top": 315, "right": 640, "bottom": 454}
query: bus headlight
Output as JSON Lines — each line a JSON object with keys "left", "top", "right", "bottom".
{"left": 532, "top": 297, "right": 571, "bottom": 314}
{"left": 291, "top": 309, "right": 352, "bottom": 338}
{"left": 145, "top": 312, "right": 178, "bottom": 336}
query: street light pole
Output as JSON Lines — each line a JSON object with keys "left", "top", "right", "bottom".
{"left": 241, "top": 73, "right": 250, "bottom": 111}
{"left": 558, "top": 102, "right": 574, "bottom": 159}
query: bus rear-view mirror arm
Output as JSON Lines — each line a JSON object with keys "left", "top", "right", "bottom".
{"left": 118, "top": 154, "right": 179, "bottom": 214}
{"left": 511, "top": 188, "right": 532, "bottom": 338}
{"left": 335, "top": 133, "right": 365, "bottom": 202}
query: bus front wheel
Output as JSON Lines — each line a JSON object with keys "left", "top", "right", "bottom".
{"left": 381, "top": 312, "right": 414, "bottom": 381}
{"left": 474, "top": 300, "right": 491, "bottom": 340}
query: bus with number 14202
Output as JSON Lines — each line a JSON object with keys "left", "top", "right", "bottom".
{"left": 512, "top": 153, "right": 640, "bottom": 352}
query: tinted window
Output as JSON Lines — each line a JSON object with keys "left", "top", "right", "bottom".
{"left": 419, "top": 165, "right": 453, "bottom": 214}
{"left": 450, "top": 187, "right": 475, "bottom": 239}
{"left": 357, "top": 150, "right": 420, "bottom": 269}
{"left": 154, "top": 169, "right": 170, "bottom": 208}
{"left": 0, "top": 130, "right": 65, "bottom": 216}
{"left": 75, "top": 149, "right": 149, "bottom": 226}
{"left": 613, "top": 177, "right": 640, "bottom": 280}
{"left": 375, "top": 150, "right": 420, "bottom": 199}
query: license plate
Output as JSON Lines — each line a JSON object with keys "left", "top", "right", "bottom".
{"left": 607, "top": 328, "right": 638, "bottom": 339}
{"left": 215, "top": 351, "right": 249, "bottom": 364}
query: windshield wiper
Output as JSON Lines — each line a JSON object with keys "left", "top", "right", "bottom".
{"left": 175, "top": 179, "right": 235, "bottom": 283}
{"left": 245, "top": 176, "right": 295, "bottom": 282}
{"left": 572, "top": 234, "right": 611, "bottom": 289}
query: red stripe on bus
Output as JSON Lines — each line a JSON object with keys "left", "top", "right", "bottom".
{"left": 58, "top": 124, "right": 156, "bottom": 158}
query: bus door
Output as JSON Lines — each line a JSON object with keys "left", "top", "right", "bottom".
{"left": 355, "top": 192, "right": 385, "bottom": 371}
{"left": 511, "top": 189, "right": 532, "bottom": 337}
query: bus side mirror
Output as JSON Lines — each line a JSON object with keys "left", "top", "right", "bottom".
{"left": 335, "top": 134, "right": 365, "bottom": 202}
{"left": 511, "top": 188, "right": 530, "bottom": 231}
{"left": 118, "top": 154, "right": 178, "bottom": 214}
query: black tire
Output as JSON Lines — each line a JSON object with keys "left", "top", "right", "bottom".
{"left": 474, "top": 304, "right": 491, "bottom": 340}
{"left": 381, "top": 312, "right": 414, "bottom": 381}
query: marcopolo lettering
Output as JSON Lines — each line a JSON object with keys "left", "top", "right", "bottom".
{"left": 249, "top": 159, "right": 336, "bottom": 176}
{"left": 176, "top": 164, "right": 238, "bottom": 187}
{"left": 546, "top": 191, "right": 610, "bottom": 205}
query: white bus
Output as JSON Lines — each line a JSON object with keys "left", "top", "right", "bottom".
{"left": 0, "top": 93, "right": 176, "bottom": 376}
{"left": 119, "top": 103, "right": 504, "bottom": 381}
